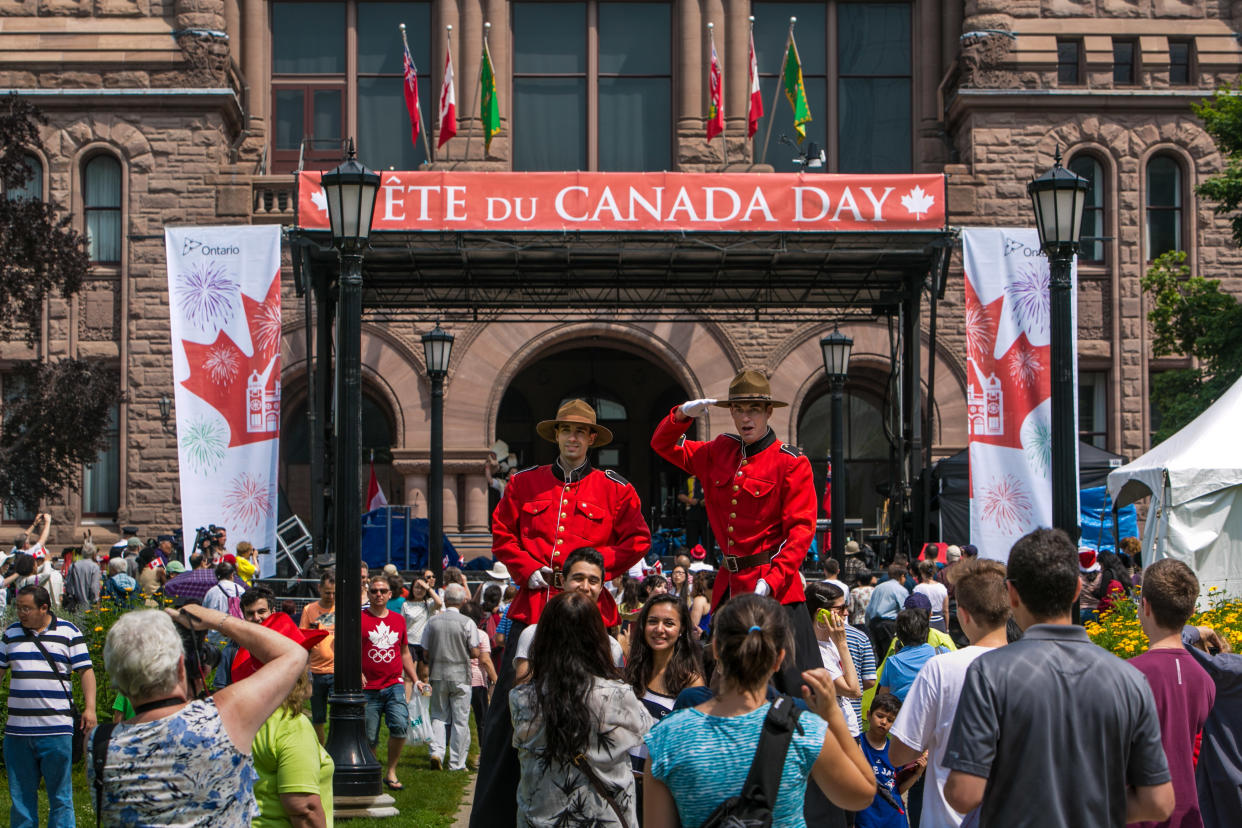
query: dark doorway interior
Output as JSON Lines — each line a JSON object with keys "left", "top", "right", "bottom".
{"left": 496, "top": 345, "right": 690, "bottom": 527}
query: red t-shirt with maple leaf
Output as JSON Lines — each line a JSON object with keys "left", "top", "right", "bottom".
{"left": 361, "top": 609, "right": 407, "bottom": 690}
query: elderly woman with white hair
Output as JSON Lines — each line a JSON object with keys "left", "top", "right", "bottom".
{"left": 88, "top": 604, "right": 308, "bottom": 826}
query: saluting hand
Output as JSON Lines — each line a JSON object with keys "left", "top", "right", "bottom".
{"left": 679, "top": 399, "right": 717, "bottom": 419}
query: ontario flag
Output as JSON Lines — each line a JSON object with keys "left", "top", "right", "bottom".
{"left": 438, "top": 46, "right": 457, "bottom": 148}
{"left": 366, "top": 458, "right": 388, "bottom": 512}
{"left": 747, "top": 28, "right": 763, "bottom": 138}
{"left": 707, "top": 38, "right": 724, "bottom": 141}
{"left": 402, "top": 39, "right": 421, "bottom": 148}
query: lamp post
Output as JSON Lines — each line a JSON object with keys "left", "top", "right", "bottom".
{"left": 820, "top": 327, "right": 853, "bottom": 574}
{"left": 421, "top": 324, "right": 454, "bottom": 588}
{"left": 1027, "top": 150, "right": 1088, "bottom": 545}
{"left": 320, "top": 139, "right": 382, "bottom": 799}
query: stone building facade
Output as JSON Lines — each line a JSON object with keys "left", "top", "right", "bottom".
{"left": 1, "top": 0, "right": 1237, "bottom": 552}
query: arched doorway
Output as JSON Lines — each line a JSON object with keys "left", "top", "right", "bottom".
{"left": 797, "top": 374, "right": 897, "bottom": 535}
{"left": 281, "top": 388, "right": 400, "bottom": 521}
{"left": 495, "top": 345, "right": 689, "bottom": 527}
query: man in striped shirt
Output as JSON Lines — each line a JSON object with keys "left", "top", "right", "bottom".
{"left": 1, "top": 584, "right": 96, "bottom": 828}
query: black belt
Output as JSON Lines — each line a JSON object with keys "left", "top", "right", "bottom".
{"left": 722, "top": 552, "right": 768, "bottom": 572}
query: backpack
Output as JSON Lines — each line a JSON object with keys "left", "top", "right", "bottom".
{"left": 700, "top": 695, "right": 803, "bottom": 828}
{"left": 210, "top": 581, "right": 245, "bottom": 619}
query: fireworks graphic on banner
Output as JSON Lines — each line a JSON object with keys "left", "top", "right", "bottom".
{"left": 966, "top": 302, "right": 993, "bottom": 361}
{"left": 203, "top": 345, "right": 240, "bottom": 385}
{"left": 1005, "top": 265, "right": 1049, "bottom": 338}
{"left": 979, "top": 474, "right": 1033, "bottom": 535}
{"left": 222, "top": 472, "right": 273, "bottom": 530}
{"left": 180, "top": 416, "right": 228, "bottom": 474}
{"left": 255, "top": 299, "right": 281, "bottom": 355}
{"left": 1021, "top": 415, "right": 1053, "bottom": 476}
{"left": 177, "top": 260, "right": 238, "bottom": 331}
{"left": 1008, "top": 342, "right": 1042, "bottom": 388}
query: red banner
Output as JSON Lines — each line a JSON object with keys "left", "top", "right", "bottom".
{"left": 296, "top": 171, "right": 945, "bottom": 233}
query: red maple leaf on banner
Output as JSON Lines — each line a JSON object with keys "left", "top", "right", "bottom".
{"left": 180, "top": 274, "right": 281, "bottom": 448}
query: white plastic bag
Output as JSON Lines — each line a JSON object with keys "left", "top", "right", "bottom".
{"left": 407, "top": 691, "right": 434, "bottom": 745}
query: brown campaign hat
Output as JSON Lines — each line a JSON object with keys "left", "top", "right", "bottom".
{"left": 535, "top": 399, "right": 614, "bottom": 447}
{"left": 713, "top": 370, "right": 788, "bottom": 408}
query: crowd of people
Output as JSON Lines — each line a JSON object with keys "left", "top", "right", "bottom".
{"left": 2, "top": 370, "right": 1242, "bottom": 828}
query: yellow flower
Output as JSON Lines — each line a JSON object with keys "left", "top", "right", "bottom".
{"left": 94, "top": 626, "right": 103, "bottom": 632}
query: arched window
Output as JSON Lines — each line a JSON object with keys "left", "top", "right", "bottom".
{"left": 1146, "top": 154, "right": 1183, "bottom": 260}
{"left": 1068, "top": 154, "right": 1105, "bottom": 263}
{"left": 84, "top": 154, "right": 122, "bottom": 264}
{"left": 6, "top": 154, "right": 42, "bottom": 201}
{"left": 797, "top": 385, "right": 891, "bottom": 523}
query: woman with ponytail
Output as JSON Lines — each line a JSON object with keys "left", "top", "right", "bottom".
{"left": 642, "top": 593, "right": 876, "bottom": 828}
{"left": 511, "top": 590, "right": 653, "bottom": 827}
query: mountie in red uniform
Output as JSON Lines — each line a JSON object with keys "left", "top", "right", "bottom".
{"left": 491, "top": 459, "right": 650, "bottom": 627}
{"left": 652, "top": 406, "right": 816, "bottom": 609}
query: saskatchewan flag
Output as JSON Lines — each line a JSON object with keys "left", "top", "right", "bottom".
{"left": 481, "top": 41, "right": 500, "bottom": 152}
{"left": 782, "top": 38, "right": 811, "bottom": 144}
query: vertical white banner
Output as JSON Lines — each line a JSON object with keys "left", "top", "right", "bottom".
{"left": 962, "top": 228, "right": 1077, "bottom": 561}
{"left": 165, "top": 227, "right": 282, "bottom": 578}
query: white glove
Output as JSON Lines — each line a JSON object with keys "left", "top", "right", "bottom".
{"left": 754, "top": 579, "right": 772, "bottom": 597}
{"left": 528, "top": 567, "right": 554, "bottom": 590}
{"left": 680, "top": 398, "right": 718, "bottom": 418}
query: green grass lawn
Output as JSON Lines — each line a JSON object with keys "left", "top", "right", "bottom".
{"left": 0, "top": 717, "right": 478, "bottom": 826}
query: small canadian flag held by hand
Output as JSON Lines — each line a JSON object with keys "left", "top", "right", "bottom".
{"left": 366, "top": 458, "right": 388, "bottom": 512}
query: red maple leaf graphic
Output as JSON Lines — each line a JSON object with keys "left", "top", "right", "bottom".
{"left": 180, "top": 274, "right": 281, "bottom": 448}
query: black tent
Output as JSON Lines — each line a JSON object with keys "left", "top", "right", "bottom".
{"left": 930, "top": 442, "right": 1126, "bottom": 544}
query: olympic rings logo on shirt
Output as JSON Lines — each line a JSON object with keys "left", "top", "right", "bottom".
{"left": 368, "top": 648, "right": 396, "bottom": 663}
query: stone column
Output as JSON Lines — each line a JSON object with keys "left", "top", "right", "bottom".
{"left": 676, "top": 0, "right": 702, "bottom": 134}
{"left": 459, "top": 0, "right": 484, "bottom": 159}
{"left": 724, "top": 0, "right": 747, "bottom": 135}
{"left": 464, "top": 474, "right": 489, "bottom": 532}
{"left": 405, "top": 473, "right": 428, "bottom": 519}
{"left": 242, "top": 0, "right": 267, "bottom": 127}
{"left": 442, "top": 475, "right": 460, "bottom": 534}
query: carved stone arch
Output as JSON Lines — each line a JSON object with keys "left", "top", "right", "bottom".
{"left": 281, "top": 320, "right": 420, "bottom": 448}
{"left": 772, "top": 320, "right": 969, "bottom": 453}
{"left": 466, "top": 320, "right": 713, "bottom": 448}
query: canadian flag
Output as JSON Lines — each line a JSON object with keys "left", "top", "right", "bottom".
{"left": 438, "top": 47, "right": 457, "bottom": 148}
{"left": 366, "top": 460, "right": 388, "bottom": 512}
{"left": 747, "top": 29, "right": 763, "bottom": 138}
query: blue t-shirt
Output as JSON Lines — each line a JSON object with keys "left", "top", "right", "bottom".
{"left": 881, "top": 643, "right": 943, "bottom": 701}
{"left": 645, "top": 703, "right": 828, "bottom": 828}
{"left": 857, "top": 735, "right": 908, "bottom": 828}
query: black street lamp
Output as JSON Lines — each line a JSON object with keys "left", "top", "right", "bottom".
{"left": 421, "top": 324, "right": 454, "bottom": 589}
{"left": 1027, "top": 150, "right": 1088, "bottom": 545}
{"left": 820, "top": 327, "right": 853, "bottom": 575}
{"left": 320, "top": 139, "right": 383, "bottom": 801}
{"left": 158, "top": 394, "right": 175, "bottom": 435}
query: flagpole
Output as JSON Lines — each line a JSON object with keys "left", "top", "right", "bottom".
{"left": 435, "top": 24, "right": 452, "bottom": 163}
{"left": 400, "top": 23, "right": 434, "bottom": 165}
{"left": 760, "top": 16, "right": 795, "bottom": 167}
{"left": 708, "top": 22, "right": 727, "bottom": 170}
{"left": 464, "top": 21, "right": 489, "bottom": 163}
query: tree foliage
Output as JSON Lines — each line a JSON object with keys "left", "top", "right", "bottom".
{"left": 1195, "top": 86, "right": 1242, "bottom": 248}
{"left": 0, "top": 94, "right": 92, "bottom": 347}
{"left": 1141, "top": 251, "right": 1242, "bottom": 444}
{"left": 0, "top": 94, "right": 123, "bottom": 509}
{"left": 0, "top": 361, "right": 121, "bottom": 508}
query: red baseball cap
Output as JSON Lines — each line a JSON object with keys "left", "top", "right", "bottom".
{"left": 231, "top": 612, "right": 329, "bottom": 681}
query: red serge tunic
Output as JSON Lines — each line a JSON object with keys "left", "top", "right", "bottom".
{"left": 491, "top": 460, "right": 651, "bottom": 627}
{"left": 651, "top": 406, "right": 816, "bottom": 609}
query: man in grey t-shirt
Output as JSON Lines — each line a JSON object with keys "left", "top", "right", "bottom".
{"left": 422, "top": 582, "right": 480, "bottom": 771}
{"left": 943, "top": 528, "right": 1174, "bottom": 827}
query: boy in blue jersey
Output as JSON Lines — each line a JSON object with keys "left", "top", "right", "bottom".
{"left": 857, "top": 692, "right": 923, "bottom": 828}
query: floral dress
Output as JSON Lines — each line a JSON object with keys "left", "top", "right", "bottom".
{"left": 88, "top": 698, "right": 260, "bottom": 827}
{"left": 511, "top": 676, "right": 653, "bottom": 828}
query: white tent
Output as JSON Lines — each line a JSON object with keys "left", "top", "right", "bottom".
{"left": 1107, "top": 375, "right": 1242, "bottom": 597}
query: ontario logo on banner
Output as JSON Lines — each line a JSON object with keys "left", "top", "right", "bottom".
{"left": 165, "top": 226, "right": 282, "bottom": 578}
{"left": 962, "top": 228, "right": 1077, "bottom": 561}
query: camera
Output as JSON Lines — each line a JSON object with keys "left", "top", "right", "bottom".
{"left": 174, "top": 603, "right": 221, "bottom": 696}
